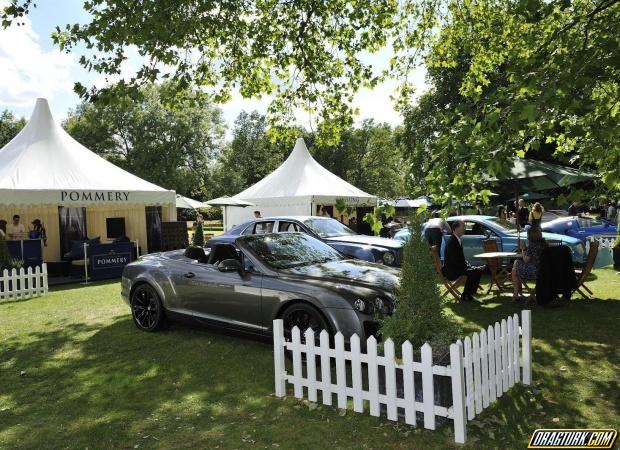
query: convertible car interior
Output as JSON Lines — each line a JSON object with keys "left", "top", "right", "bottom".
{"left": 183, "top": 244, "right": 240, "bottom": 266}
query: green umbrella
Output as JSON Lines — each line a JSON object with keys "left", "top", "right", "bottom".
{"left": 511, "top": 192, "right": 549, "bottom": 201}
{"left": 491, "top": 158, "right": 596, "bottom": 193}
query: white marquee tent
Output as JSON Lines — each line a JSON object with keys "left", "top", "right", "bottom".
{"left": 224, "top": 138, "right": 376, "bottom": 229}
{"left": 0, "top": 98, "right": 176, "bottom": 261}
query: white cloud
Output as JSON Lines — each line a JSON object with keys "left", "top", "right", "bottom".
{"left": 0, "top": 2, "right": 75, "bottom": 108}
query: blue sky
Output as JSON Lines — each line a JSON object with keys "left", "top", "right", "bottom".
{"left": 0, "top": 1, "right": 426, "bottom": 137}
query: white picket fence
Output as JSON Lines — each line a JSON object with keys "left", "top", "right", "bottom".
{"left": 0, "top": 264, "right": 48, "bottom": 301}
{"left": 273, "top": 310, "right": 532, "bottom": 444}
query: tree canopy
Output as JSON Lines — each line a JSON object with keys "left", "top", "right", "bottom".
{"left": 63, "top": 83, "right": 226, "bottom": 198}
{"left": 398, "top": 0, "right": 620, "bottom": 202}
{"left": 0, "top": 110, "right": 26, "bottom": 148}
{"left": 3, "top": 0, "right": 619, "bottom": 201}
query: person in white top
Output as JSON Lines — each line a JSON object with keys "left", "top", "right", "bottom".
{"left": 424, "top": 211, "right": 452, "bottom": 247}
{"left": 6, "top": 215, "right": 26, "bottom": 240}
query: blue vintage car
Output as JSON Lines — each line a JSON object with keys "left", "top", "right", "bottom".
{"left": 208, "top": 216, "right": 404, "bottom": 267}
{"left": 393, "top": 215, "right": 586, "bottom": 264}
{"left": 541, "top": 216, "right": 617, "bottom": 242}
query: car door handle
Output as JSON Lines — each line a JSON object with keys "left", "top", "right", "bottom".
{"left": 184, "top": 272, "right": 195, "bottom": 278}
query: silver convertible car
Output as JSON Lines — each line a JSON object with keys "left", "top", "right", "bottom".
{"left": 121, "top": 233, "right": 399, "bottom": 343}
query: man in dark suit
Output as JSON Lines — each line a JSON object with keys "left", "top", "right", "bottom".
{"left": 442, "top": 220, "right": 485, "bottom": 302}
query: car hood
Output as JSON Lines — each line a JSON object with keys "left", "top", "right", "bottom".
{"left": 280, "top": 259, "right": 400, "bottom": 292}
{"left": 324, "top": 234, "right": 404, "bottom": 249}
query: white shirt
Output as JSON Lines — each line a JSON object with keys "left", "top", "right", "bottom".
{"left": 6, "top": 222, "right": 26, "bottom": 240}
{"left": 455, "top": 234, "right": 462, "bottom": 246}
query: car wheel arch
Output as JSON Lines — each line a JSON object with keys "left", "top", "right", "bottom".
{"left": 274, "top": 299, "right": 335, "bottom": 334}
{"left": 129, "top": 280, "right": 167, "bottom": 313}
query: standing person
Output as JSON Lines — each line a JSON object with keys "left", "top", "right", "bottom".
{"left": 6, "top": 215, "right": 26, "bottom": 240}
{"left": 529, "top": 202, "right": 545, "bottom": 228}
{"left": 517, "top": 199, "right": 529, "bottom": 228}
{"left": 568, "top": 202, "right": 578, "bottom": 216}
{"left": 607, "top": 202, "right": 616, "bottom": 221}
{"left": 424, "top": 211, "right": 451, "bottom": 247}
{"left": 512, "top": 226, "right": 547, "bottom": 301}
{"left": 442, "top": 220, "right": 485, "bottom": 302}
{"left": 507, "top": 200, "right": 517, "bottom": 216}
{"left": 0, "top": 219, "right": 6, "bottom": 239}
{"left": 30, "top": 219, "right": 47, "bottom": 246}
{"left": 496, "top": 205, "right": 507, "bottom": 220}
{"left": 253, "top": 211, "right": 262, "bottom": 218}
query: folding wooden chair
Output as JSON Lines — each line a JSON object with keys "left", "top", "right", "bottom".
{"left": 431, "top": 245, "right": 467, "bottom": 302}
{"left": 575, "top": 241, "right": 598, "bottom": 299}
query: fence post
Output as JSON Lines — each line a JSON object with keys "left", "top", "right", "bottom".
{"left": 507, "top": 316, "right": 514, "bottom": 388}
{"left": 463, "top": 336, "right": 474, "bottom": 420}
{"left": 512, "top": 313, "right": 520, "bottom": 384}
{"left": 42, "top": 263, "right": 48, "bottom": 295}
{"left": 521, "top": 310, "right": 532, "bottom": 385}
{"left": 450, "top": 341, "right": 467, "bottom": 444}
{"left": 487, "top": 324, "right": 496, "bottom": 403}
{"left": 305, "top": 328, "right": 318, "bottom": 403}
{"left": 479, "top": 328, "right": 489, "bottom": 408}
{"left": 421, "top": 342, "right": 435, "bottom": 429}
{"left": 494, "top": 322, "right": 502, "bottom": 397}
{"left": 350, "top": 334, "right": 363, "bottom": 413}
{"left": 472, "top": 332, "right": 482, "bottom": 414}
{"left": 384, "top": 338, "right": 398, "bottom": 421}
{"left": 335, "top": 332, "right": 347, "bottom": 409}
{"left": 273, "top": 319, "right": 286, "bottom": 398}
{"left": 501, "top": 319, "right": 509, "bottom": 392}
{"left": 366, "top": 336, "right": 380, "bottom": 417}
{"left": 292, "top": 326, "right": 303, "bottom": 398}
{"left": 320, "top": 330, "right": 332, "bottom": 406}
{"left": 402, "top": 340, "right": 416, "bottom": 426}
{"left": 26, "top": 267, "right": 33, "bottom": 298}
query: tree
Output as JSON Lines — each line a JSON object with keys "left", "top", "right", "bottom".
{"left": 380, "top": 214, "right": 458, "bottom": 350}
{"left": 0, "top": 234, "right": 12, "bottom": 271}
{"left": 63, "top": 83, "right": 226, "bottom": 198}
{"left": 192, "top": 221, "right": 205, "bottom": 247}
{"left": 0, "top": 110, "right": 26, "bottom": 148}
{"left": 2, "top": 0, "right": 397, "bottom": 143}
{"left": 311, "top": 120, "right": 405, "bottom": 198}
{"left": 209, "top": 111, "right": 289, "bottom": 197}
{"left": 396, "top": 0, "right": 620, "bottom": 202}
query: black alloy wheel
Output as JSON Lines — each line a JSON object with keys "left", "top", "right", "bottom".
{"left": 131, "top": 284, "right": 164, "bottom": 331}
{"left": 281, "top": 303, "right": 331, "bottom": 342}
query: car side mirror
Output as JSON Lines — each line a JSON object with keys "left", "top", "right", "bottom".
{"left": 218, "top": 259, "right": 242, "bottom": 273}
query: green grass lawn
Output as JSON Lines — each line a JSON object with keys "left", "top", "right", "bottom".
{"left": 1, "top": 270, "right": 619, "bottom": 449}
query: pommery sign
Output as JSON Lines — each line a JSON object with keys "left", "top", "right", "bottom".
{"left": 61, "top": 191, "right": 130, "bottom": 202}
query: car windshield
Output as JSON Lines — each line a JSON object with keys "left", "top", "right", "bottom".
{"left": 242, "top": 233, "right": 344, "bottom": 269}
{"left": 485, "top": 217, "right": 520, "bottom": 232}
{"left": 302, "top": 218, "right": 358, "bottom": 238}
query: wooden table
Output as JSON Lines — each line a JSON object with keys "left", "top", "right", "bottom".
{"left": 473, "top": 251, "right": 522, "bottom": 259}
{"left": 474, "top": 252, "right": 522, "bottom": 295}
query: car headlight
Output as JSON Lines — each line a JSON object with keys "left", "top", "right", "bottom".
{"left": 353, "top": 298, "right": 367, "bottom": 312}
{"left": 353, "top": 298, "right": 376, "bottom": 314}
{"left": 382, "top": 251, "right": 395, "bottom": 266}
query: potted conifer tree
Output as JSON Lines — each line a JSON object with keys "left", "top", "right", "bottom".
{"left": 192, "top": 220, "right": 205, "bottom": 247}
{"left": 378, "top": 212, "right": 459, "bottom": 424}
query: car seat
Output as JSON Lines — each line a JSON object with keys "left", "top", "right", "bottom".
{"left": 208, "top": 244, "right": 239, "bottom": 265}
{"left": 184, "top": 246, "right": 208, "bottom": 263}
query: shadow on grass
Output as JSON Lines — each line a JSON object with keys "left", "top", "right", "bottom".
{"left": 446, "top": 295, "right": 620, "bottom": 444}
{"left": 0, "top": 317, "right": 277, "bottom": 448}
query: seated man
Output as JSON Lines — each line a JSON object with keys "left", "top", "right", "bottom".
{"left": 442, "top": 220, "right": 485, "bottom": 302}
